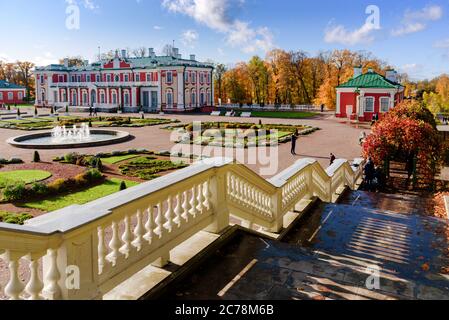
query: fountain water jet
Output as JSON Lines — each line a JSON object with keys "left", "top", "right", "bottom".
{"left": 51, "top": 123, "right": 91, "bottom": 143}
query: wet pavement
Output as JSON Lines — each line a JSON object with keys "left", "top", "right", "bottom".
{"left": 157, "top": 191, "right": 449, "bottom": 300}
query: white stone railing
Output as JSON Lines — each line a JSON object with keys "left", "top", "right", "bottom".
{"left": 0, "top": 157, "right": 364, "bottom": 300}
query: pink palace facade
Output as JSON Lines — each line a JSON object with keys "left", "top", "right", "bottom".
{"left": 34, "top": 48, "right": 214, "bottom": 112}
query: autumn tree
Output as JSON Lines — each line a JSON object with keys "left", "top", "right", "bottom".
{"left": 214, "top": 63, "right": 227, "bottom": 104}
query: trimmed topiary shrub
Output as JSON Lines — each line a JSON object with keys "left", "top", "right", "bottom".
{"left": 2, "top": 182, "right": 26, "bottom": 202}
{"left": 119, "top": 181, "right": 127, "bottom": 191}
{"left": 33, "top": 151, "right": 41, "bottom": 163}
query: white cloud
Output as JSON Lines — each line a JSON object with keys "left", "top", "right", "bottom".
{"left": 32, "top": 52, "right": 59, "bottom": 67}
{"left": 434, "top": 38, "right": 449, "bottom": 48}
{"left": 324, "top": 21, "right": 377, "bottom": 45}
{"left": 181, "top": 29, "right": 199, "bottom": 47}
{"left": 65, "top": 0, "right": 99, "bottom": 10}
{"left": 162, "top": 0, "right": 274, "bottom": 54}
{"left": 153, "top": 25, "right": 163, "bottom": 30}
{"left": 392, "top": 5, "right": 442, "bottom": 36}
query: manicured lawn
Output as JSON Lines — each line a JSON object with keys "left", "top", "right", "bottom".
{"left": 101, "top": 154, "right": 139, "bottom": 164}
{"left": 22, "top": 178, "right": 139, "bottom": 212}
{"left": 0, "top": 170, "right": 52, "bottom": 186}
{"left": 251, "top": 111, "right": 317, "bottom": 119}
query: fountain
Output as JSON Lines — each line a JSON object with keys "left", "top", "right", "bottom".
{"left": 7, "top": 123, "right": 131, "bottom": 149}
{"left": 51, "top": 123, "right": 91, "bottom": 143}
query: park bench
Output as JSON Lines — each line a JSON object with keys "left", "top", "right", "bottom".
{"left": 240, "top": 112, "right": 252, "bottom": 118}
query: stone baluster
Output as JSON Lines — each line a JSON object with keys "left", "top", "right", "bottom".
{"left": 189, "top": 186, "right": 198, "bottom": 217}
{"left": 25, "top": 255, "right": 44, "bottom": 300}
{"left": 120, "top": 215, "right": 133, "bottom": 257}
{"left": 132, "top": 210, "right": 145, "bottom": 251}
{"left": 181, "top": 190, "right": 191, "bottom": 222}
{"left": 163, "top": 195, "right": 174, "bottom": 232}
{"left": 144, "top": 207, "right": 154, "bottom": 244}
{"left": 4, "top": 251, "right": 24, "bottom": 300}
{"left": 154, "top": 202, "right": 164, "bottom": 238}
{"left": 108, "top": 222, "right": 121, "bottom": 266}
{"left": 196, "top": 184, "right": 204, "bottom": 214}
{"left": 204, "top": 179, "right": 212, "bottom": 211}
{"left": 42, "top": 249, "right": 62, "bottom": 300}
{"left": 173, "top": 192, "right": 183, "bottom": 227}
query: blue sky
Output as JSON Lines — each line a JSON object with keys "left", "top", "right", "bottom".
{"left": 0, "top": 0, "right": 449, "bottom": 80}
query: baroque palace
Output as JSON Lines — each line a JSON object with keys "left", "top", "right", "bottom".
{"left": 34, "top": 48, "right": 214, "bottom": 112}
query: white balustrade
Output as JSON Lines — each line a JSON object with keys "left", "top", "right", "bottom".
{"left": 0, "top": 157, "right": 364, "bottom": 300}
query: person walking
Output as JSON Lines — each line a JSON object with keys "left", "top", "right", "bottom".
{"left": 93, "top": 106, "right": 98, "bottom": 117}
{"left": 364, "top": 157, "right": 375, "bottom": 191}
{"left": 330, "top": 153, "right": 336, "bottom": 165}
{"left": 359, "top": 131, "right": 367, "bottom": 146}
{"left": 89, "top": 105, "right": 93, "bottom": 117}
{"left": 291, "top": 130, "right": 299, "bottom": 155}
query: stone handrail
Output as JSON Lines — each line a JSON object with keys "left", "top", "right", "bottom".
{"left": 0, "top": 157, "right": 364, "bottom": 300}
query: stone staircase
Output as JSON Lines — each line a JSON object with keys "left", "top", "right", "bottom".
{"left": 153, "top": 190, "right": 449, "bottom": 300}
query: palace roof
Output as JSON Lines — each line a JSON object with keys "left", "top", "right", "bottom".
{"left": 337, "top": 71, "right": 403, "bottom": 90}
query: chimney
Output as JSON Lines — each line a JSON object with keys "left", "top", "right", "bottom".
{"left": 172, "top": 47, "right": 179, "bottom": 57}
{"left": 64, "top": 58, "right": 69, "bottom": 68}
{"left": 148, "top": 48, "right": 155, "bottom": 57}
{"left": 353, "top": 66, "right": 362, "bottom": 78}
{"left": 386, "top": 69, "right": 398, "bottom": 83}
{"left": 190, "top": 54, "right": 196, "bottom": 61}
{"left": 121, "top": 49, "right": 127, "bottom": 59}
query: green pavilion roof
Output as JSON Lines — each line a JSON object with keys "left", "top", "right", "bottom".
{"left": 337, "top": 71, "right": 403, "bottom": 89}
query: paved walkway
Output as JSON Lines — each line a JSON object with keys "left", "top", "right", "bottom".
{"left": 0, "top": 113, "right": 367, "bottom": 178}
{"left": 159, "top": 190, "right": 449, "bottom": 300}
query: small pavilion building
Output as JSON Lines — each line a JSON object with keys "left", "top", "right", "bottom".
{"left": 335, "top": 67, "right": 405, "bottom": 122}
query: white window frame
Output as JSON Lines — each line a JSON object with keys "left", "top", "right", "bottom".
{"left": 365, "top": 97, "right": 374, "bottom": 113}
{"left": 146, "top": 73, "right": 151, "bottom": 82}
{"left": 7, "top": 92, "right": 13, "bottom": 100}
{"left": 136, "top": 74, "right": 140, "bottom": 82}
{"left": 124, "top": 74, "right": 129, "bottom": 82}
{"left": 107, "top": 74, "right": 111, "bottom": 82}
{"left": 0, "top": 92, "right": 3, "bottom": 100}
{"left": 18, "top": 91, "right": 23, "bottom": 100}
{"left": 96, "top": 74, "right": 101, "bottom": 82}
{"left": 380, "top": 97, "right": 390, "bottom": 113}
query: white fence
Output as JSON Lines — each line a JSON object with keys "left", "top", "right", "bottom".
{"left": 0, "top": 157, "right": 364, "bottom": 300}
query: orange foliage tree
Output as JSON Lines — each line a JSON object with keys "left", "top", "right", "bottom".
{"left": 362, "top": 101, "right": 441, "bottom": 185}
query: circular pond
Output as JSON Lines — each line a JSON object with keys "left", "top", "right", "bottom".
{"left": 7, "top": 129, "right": 131, "bottom": 149}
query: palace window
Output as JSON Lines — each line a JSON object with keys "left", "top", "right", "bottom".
{"left": 96, "top": 74, "right": 101, "bottom": 82}
{"left": 100, "top": 91, "right": 105, "bottom": 104}
{"left": 77, "top": 75, "right": 81, "bottom": 82}
{"left": 200, "top": 73, "right": 204, "bottom": 84}
{"left": 107, "top": 74, "right": 111, "bottom": 82}
{"left": 0, "top": 92, "right": 3, "bottom": 100}
{"left": 87, "top": 75, "right": 91, "bottom": 82}
{"left": 166, "top": 72, "right": 173, "bottom": 84}
{"left": 136, "top": 74, "right": 140, "bottom": 82}
{"left": 115, "top": 75, "right": 119, "bottom": 82}
{"left": 62, "top": 90, "right": 67, "bottom": 102}
{"left": 192, "top": 72, "right": 196, "bottom": 83}
{"left": 365, "top": 97, "right": 375, "bottom": 112}
{"left": 166, "top": 90, "right": 173, "bottom": 106}
{"left": 191, "top": 91, "right": 196, "bottom": 105}
{"left": 146, "top": 73, "right": 152, "bottom": 82}
{"left": 124, "top": 74, "right": 129, "bottom": 82}
{"left": 380, "top": 97, "right": 390, "bottom": 112}
{"left": 8, "top": 92, "right": 13, "bottom": 100}
{"left": 18, "top": 92, "right": 23, "bottom": 100}
{"left": 185, "top": 72, "right": 189, "bottom": 83}
{"left": 59, "top": 75, "right": 64, "bottom": 83}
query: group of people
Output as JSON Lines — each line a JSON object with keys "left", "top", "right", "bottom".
{"left": 363, "top": 157, "right": 385, "bottom": 192}
{"left": 371, "top": 113, "right": 380, "bottom": 126}
{"left": 89, "top": 106, "right": 98, "bottom": 117}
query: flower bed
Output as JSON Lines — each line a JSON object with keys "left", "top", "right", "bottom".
{"left": 164, "top": 122, "right": 319, "bottom": 148}
{"left": 119, "top": 157, "right": 189, "bottom": 180}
